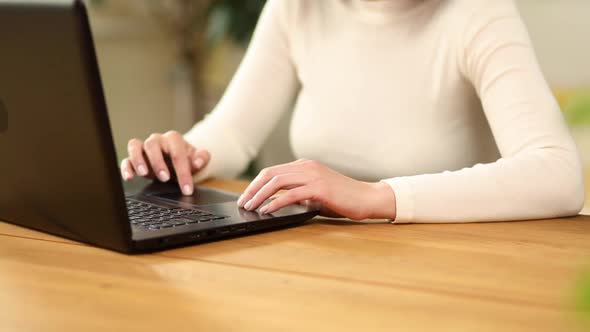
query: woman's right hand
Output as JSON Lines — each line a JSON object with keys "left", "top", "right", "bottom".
{"left": 120, "top": 130, "right": 210, "bottom": 196}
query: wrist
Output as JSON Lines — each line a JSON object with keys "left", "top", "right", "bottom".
{"left": 365, "top": 181, "right": 397, "bottom": 220}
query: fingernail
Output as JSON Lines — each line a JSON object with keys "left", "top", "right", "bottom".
{"left": 183, "top": 184, "right": 193, "bottom": 196}
{"left": 158, "top": 170, "right": 170, "bottom": 182}
{"left": 244, "top": 200, "right": 253, "bottom": 211}
{"left": 123, "top": 171, "right": 131, "bottom": 180}
{"left": 138, "top": 165, "right": 148, "bottom": 176}
{"left": 237, "top": 195, "right": 245, "bottom": 207}
{"left": 260, "top": 206, "right": 269, "bottom": 214}
{"left": 194, "top": 158, "right": 204, "bottom": 169}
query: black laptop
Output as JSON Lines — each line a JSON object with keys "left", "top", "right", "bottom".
{"left": 0, "top": 0, "right": 318, "bottom": 253}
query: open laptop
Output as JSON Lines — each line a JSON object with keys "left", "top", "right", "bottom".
{"left": 0, "top": 0, "right": 318, "bottom": 253}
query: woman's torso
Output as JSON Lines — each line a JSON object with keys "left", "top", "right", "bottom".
{"left": 286, "top": 0, "right": 500, "bottom": 181}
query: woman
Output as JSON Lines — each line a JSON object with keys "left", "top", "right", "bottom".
{"left": 121, "top": 0, "right": 584, "bottom": 223}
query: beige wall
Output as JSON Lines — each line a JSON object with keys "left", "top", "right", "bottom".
{"left": 87, "top": 2, "right": 177, "bottom": 162}
{"left": 517, "top": 0, "right": 590, "bottom": 87}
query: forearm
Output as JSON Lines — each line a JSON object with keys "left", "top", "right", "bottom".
{"left": 184, "top": 116, "right": 253, "bottom": 182}
{"left": 382, "top": 147, "right": 584, "bottom": 223}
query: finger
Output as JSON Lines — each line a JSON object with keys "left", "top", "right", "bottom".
{"left": 243, "top": 173, "right": 309, "bottom": 211}
{"left": 259, "top": 186, "right": 313, "bottom": 214}
{"left": 189, "top": 147, "right": 211, "bottom": 172}
{"left": 163, "top": 132, "right": 193, "bottom": 195}
{"left": 143, "top": 134, "right": 170, "bottom": 182}
{"left": 120, "top": 158, "right": 135, "bottom": 181}
{"left": 238, "top": 160, "right": 312, "bottom": 207}
{"left": 127, "top": 138, "right": 149, "bottom": 177}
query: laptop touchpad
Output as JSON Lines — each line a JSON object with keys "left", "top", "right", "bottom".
{"left": 149, "top": 187, "right": 238, "bottom": 206}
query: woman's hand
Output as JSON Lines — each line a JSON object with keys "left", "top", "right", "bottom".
{"left": 120, "top": 131, "right": 210, "bottom": 196}
{"left": 237, "top": 159, "right": 397, "bottom": 220}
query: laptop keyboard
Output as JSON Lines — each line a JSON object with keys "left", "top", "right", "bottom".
{"left": 126, "top": 199, "right": 229, "bottom": 231}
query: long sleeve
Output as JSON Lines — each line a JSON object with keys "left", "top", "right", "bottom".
{"left": 184, "top": 0, "right": 299, "bottom": 182}
{"left": 383, "top": 1, "right": 585, "bottom": 223}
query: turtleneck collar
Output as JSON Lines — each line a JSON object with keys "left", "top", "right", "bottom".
{"left": 345, "top": 0, "right": 431, "bottom": 24}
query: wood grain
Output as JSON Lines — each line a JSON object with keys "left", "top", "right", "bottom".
{"left": 1, "top": 178, "right": 589, "bottom": 332}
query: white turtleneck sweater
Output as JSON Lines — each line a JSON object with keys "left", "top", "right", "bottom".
{"left": 185, "top": 0, "right": 584, "bottom": 223}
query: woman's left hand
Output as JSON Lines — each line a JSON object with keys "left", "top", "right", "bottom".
{"left": 237, "top": 159, "right": 396, "bottom": 220}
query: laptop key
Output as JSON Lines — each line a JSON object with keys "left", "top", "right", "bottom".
{"left": 126, "top": 199, "right": 228, "bottom": 230}
{"left": 169, "top": 218, "right": 192, "bottom": 225}
{"left": 185, "top": 215, "right": 208, "bottom": 222}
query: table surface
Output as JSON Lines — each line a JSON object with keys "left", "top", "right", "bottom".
{"left": 1, "top": 178, "right": 590, "bottom": 332}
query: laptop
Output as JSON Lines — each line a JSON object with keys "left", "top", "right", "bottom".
{"left": 0, "top": 0, "right": 318, "bottom": 253}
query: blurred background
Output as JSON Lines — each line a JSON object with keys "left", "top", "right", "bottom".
{"left": 84, "top": 0, "right": 590, "bottom": 211}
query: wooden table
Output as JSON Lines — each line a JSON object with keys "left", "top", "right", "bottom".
{"left": 1, "top": 178, "right": 589, "bottom": 332}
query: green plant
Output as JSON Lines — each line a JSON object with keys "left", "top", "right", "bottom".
{"left": 565, "top": 93, "right": 590, "bottom": 127}
{"left": 205, "top": 0, "right": 266, "bottom": 46}
{"left": 89, "top": 0, "right": 264, "bottom": 47}
{"left": 574, "top": 267, "right": 590, "bottom": 329}
{"left": 88, "top": 0, "right": 265, "bottom": 129}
